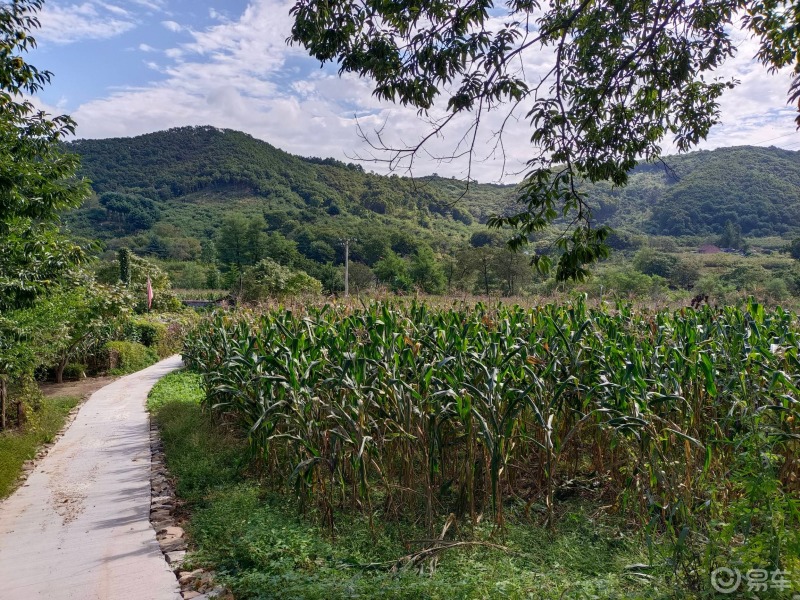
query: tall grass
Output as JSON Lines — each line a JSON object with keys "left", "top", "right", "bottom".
{"left": 183, "top": 298, "right": 800, "bottom": 586}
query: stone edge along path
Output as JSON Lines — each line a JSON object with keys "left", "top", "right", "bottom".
{"left": 149, "top": 413, "right": 226, "bottom": 600}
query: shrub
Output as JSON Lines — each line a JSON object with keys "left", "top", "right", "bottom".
{"left": 239, "top": 258, "right": 322, "bottom": 302}
{"left": 765, "top": 278, "right": 789, "bottom": 302}
{"left": 102, "top": 341, "right": 158, "bottom": 374}
{"left": 632, "top": 247, "right": 678, "bottom": 278}
{"left": 3, "top": 375, "right": 42, "bottom": 431}
{"left": 594, "top": 268, "right": 667, "bottom": 298}
{"left": 721, "top": 264, "right": 769, "bottom": 291}
{"left": 126, "top": 318, "right": 166, "bottom": 347}
{"left": 62, "top": 363, "right": 87, "bottom": 381}
{"left": 693, "top": 274, "right": 735, "bottom": 300}
{"left": 668, "top": 257, "right": 701, "bottom": 290}
{"left": 124, "top": 314, "right": 198, "bottom": 358}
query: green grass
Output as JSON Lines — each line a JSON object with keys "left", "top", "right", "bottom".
{"left": 105, "top": 340, "right": 159, "bottom": 375}
{"left": 147, "top": 370, "right": 244, "bottom": 504}
{"left": 0, "top": 395, "right": 80, "bottom": 498}
{"left": 148, "top": 371, "right": 677, "bottom": 600}
{"left": 147, "top": 369, "right": 206, "bottom": 411}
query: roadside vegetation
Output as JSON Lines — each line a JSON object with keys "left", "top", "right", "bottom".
{"left": 0, "top": 395, "right": 79, "bottom": 498}
{"left": 0, "top": 2, "right": 194, "bottom": 438}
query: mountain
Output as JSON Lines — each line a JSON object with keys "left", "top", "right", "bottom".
{"left": 584, "top": 145, "right": 800, "bottom": 237}
{"left": 64, "top": 126, "right": 518, "bottom": 263}
{"left": 646, "top": 146, "right": 800, "bottom": 236}
{"left": 63, "top": 127, "right": 800, "bottom": 269}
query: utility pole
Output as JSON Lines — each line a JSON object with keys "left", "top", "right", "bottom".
{"left": 344, "top": 238, "right": 350, "bottom": 297}
{"left": 339, "top": 238, "right": 357, "bottom": 297}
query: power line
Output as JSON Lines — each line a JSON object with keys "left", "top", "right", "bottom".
{"left": 749, "top": 131, "right": 799, "bottom": 147}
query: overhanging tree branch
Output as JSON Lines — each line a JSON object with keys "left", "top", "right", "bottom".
{"left": 289, "top": 0, "right": 800, "bottom": 280}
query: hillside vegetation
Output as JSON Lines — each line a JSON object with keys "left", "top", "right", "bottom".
{"left": 66, "top": 126, "right": 800, "bottom": 244}
{"left": 66, "top": 126, "right": 512, "bottom": 252}
{"left": 61, "top": 127, "right": 800, "bottom": 299}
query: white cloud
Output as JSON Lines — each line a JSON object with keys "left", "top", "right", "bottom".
{"left": 161, "top": 20, "right": 183, "bottom": 33}
{"left": 100, "top": 3, "right": 130, "bottom": 17}
{"left": 64, "top": 0, "right": 799, "bottom": 182}
{"left": 38, "top": 2, "right": 136, "bottom": 44}
{"left": 129, "top": 0, "right": 165, "bottom": 11}
{"left": 209, "top": 8, "right": 228, "bottom": 22}
{"left": 138, "top": 43, "right": 156, "bottom": 52}
{"left": 697, "top": 34, "right": 798, "bottom": 151}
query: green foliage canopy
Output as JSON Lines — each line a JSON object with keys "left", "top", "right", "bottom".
{"left": 289, "top": 0, "right": 800, "bottom": 279}
{"left": 239, "top": 258, "right": 322, "bottom": 302}
{"left": 0, "top": 0, "right": 89, "bottom": 310}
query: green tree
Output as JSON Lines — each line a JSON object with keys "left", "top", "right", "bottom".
{"left": 118, "top": 248, "right": 131, "bottom": 285}
{"left": 668, "top": 258, "right": 701, "bottom": 290}
{"left": 0, "top": 220, "right": 85, "bottom": 311}
{"left": 200, "top": 239, "right": 217, "bottom": 264}
{"left": 633, "top": 248, "right": 679, "bottom": 279}
{"left": 0, "top": 275, "right": 128, "bottom": 423}
{"left": 410, "top": 245, "right": 446, "bottom": 294}
{"left": 0, "top": 0, "right": 88, "bottom": 226}
{"left": 217, "top": 214, "right": 250, "bottom": 269}
{"left": 289, "top": 0, "right": 800, "bottom": 279}
{"left": 0, "top": 0, "right": 90, "bottom": 310}
{"left": 239, "top": 258, "right": 322, "bottom": 302}
{"left": 263, "top": 232, "right": 301, "bottom": 266}
{"left": 373, "top": 250, "right": 413, "bottom": 292}
{"left": 205, "top": 266, "right": 221, "bottom": 289}
{"left": 313, "top": 262, "right": 344, "bottom": 294}
{"left": 143, "top": 233, "right": 169, "bottom": 259}
{"left": 469, "top": 246, "right": 500, "bottom": 296}
{"left": 43, "top": 280, "right": 130, "bottom": 383}
{"left": 787, "top": 238, "right": 800, "bottom": 260}
{"left": 718, "top": 219, "right": 744, "bottom": 250}
{"left": 245, "top": 217, "right": 268, "bottom": 265}
{"left": 356, "top": 235, "right": 391, "bottom": 266}
{"left": 442, "top": 245, "right": 477, "bottom": 293}
{"left": 347, "top": 261, "right": 375, "bottom": 294}
{"left": 0, "top": 311, "right": 41, "bottom": 429}
{"left": 491, "top": 248, "right": 532, "bottom": 296}
{"left": 469, "top": 230, "right": 504, "bottom": 249}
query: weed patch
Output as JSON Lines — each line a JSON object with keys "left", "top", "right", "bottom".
{"left": 0, "top": 396, "right": 79, "bottom": 498}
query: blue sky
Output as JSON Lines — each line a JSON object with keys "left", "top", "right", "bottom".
{"left": 30, "top": 0, "right": 800, "bottom": 182}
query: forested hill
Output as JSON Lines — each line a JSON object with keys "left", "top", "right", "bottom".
{"left": 68, "top": 125, "right": 514, "bottom": 230}
{"left": 65, "top": 126, "right": 526, "bottom": 269}
{"left": 646, "top": 146, "right": 800, "bottom": 236}
{"left": 64, "top": 126, "right": 800, "bottom": 263}
{"left": 590, "top": 145, "right": 800, "bottom": 237}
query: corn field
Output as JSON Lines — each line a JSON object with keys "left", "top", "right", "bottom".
{"left": 183, "top": 298, "right": 799, "bottom": 573}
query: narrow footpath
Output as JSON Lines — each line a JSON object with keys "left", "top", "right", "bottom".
{"left": 0, "top": 356, "right": 184, "bottom": 600}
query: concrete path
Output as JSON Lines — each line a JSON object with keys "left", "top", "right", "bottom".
{"left": 0, "top": 356, "right": 184, "bottom": 600}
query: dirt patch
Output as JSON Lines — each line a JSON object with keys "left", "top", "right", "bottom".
{"left": 39, "top": 376, "right": 118, "bottom": 400}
